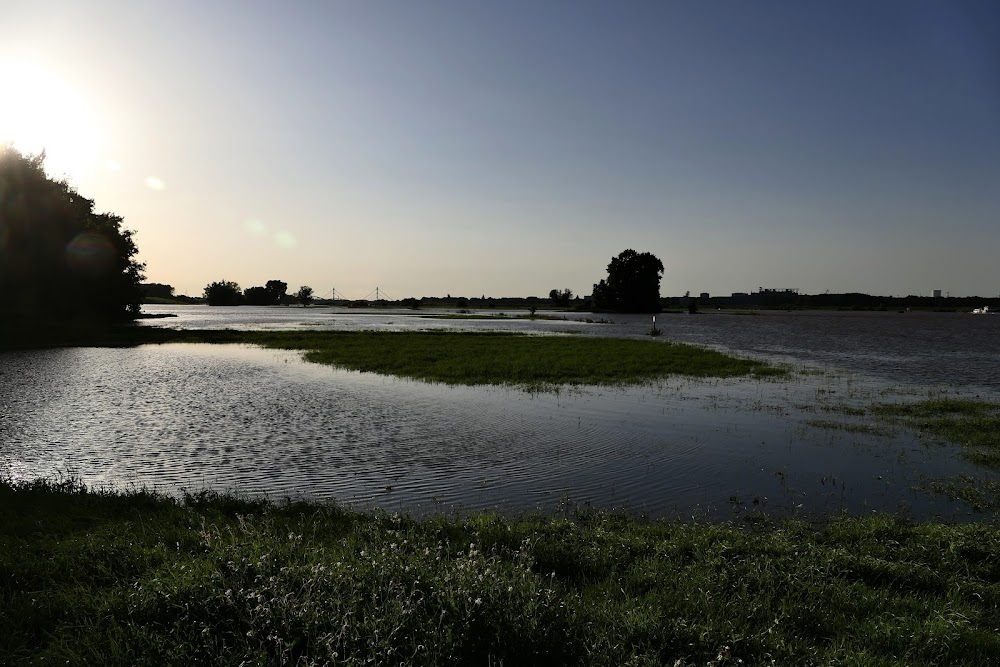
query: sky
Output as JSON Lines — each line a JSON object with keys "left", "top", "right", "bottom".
{"left": 2, "top": 1, "right": 998, "bottom": 299}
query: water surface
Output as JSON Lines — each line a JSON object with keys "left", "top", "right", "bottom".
{"left": 3, "top": 321, "right": 994, "bottom": 520}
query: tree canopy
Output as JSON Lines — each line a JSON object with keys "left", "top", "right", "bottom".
{"left": 592, "top": 249, "right": 664, "bottom": 313}
{"left": 0, "top": 146, "right": 144, "bottom": 323}
{"left": 265, "top": 280, "right": 288, "bottom": 303}
{"left": 244, "top": 279, "right": 289, "bottom": 305}
{"left": 204, "top": 280, "right": 243, "bottom": 306}
{"left": 295, "top": 285, "right": 314, "bottom": 306}
{"left": 549, "top": 288, "right": 573, "bottom": 306}
{"left": 140, "top": 283, "right": 175, "bottom": 300}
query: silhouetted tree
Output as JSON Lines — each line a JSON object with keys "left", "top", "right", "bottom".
{"left": 140, "top": 283, "right": 175, "bottom": 299}
{"left": 0, "top": 146, "right": 144, "bottom": 323}
{"left": 592, "top": 249, "right": 664, "bottom": 313}
{"left": 265, "top": 279, "right": 287, "bottom": 304}
{"left": 549, "top": 288, "right": 573, "bottom": 306}
{"left": 243, "top": 286, "right": 271, "bottom": 305}
{"left": 295, "top": 285, "right": 314, "bottom": 306}
{"left": 204, "top": 280, "right": 243, "bottom": 306}
{"left": 243, "top": 280, "right": 288, "bottom": 305}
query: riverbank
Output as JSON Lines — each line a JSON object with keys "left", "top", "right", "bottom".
{"left": 0, "top": 326, "right": 784, "bottom": 388}
{"left": 2, "top": 479, "right": 998, "bottom": 666}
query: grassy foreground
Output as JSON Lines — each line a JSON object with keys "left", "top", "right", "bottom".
{"left": 3, "top": 480, "right": 1000, "bottom": 666}
{"left": 2, "top": 327, "right": 783, "bottom": 388}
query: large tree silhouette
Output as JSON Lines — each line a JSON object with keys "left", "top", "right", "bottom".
{"left": 244, "top": 279, "right": 288, "bottom": 305}
{"left": 0, "top": 146, "right": 144, "bottom": 323}
{"left": 592, "top": 249, "right": 664, "bottom": 313}
{"left": 265, "top": 280, "right": 287, "bottom": 304}
{"left": 295, "top": 285, "right": 314, "bottom": 307}
{"left": 204, "top": 280, "right": 243, "bottom": 306}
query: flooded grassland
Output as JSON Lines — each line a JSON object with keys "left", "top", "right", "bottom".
{"left": 3, "top": 307, "right": 999, "bottom": 521}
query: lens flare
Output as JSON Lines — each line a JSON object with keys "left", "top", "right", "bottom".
{"left": 66, "top": 232, "right": 115, "bottom": 275}
{"left": 274, "top": 231, "right": 297, "bottom": 249}
{"left": 244, "top": 218, "right": 267, "bottom": 236}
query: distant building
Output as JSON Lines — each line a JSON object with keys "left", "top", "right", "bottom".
{"left": 752, "top": 288, "right": 800, "bottom": 307}
{"left": 700, "top": 292, "right": 710, "bottom": 300}
{"left": 933, "top": 289, "right": 942, "bottom": 298}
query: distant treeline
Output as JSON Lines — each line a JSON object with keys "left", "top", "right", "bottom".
{"left": 139, "top": 283, "right": 201, "bottom": 304}
{"left": 674, "top": 292, "right": 1000, "bottom": 311}
{"left": 140, "top": 283, "right": 997, "bottom": 312}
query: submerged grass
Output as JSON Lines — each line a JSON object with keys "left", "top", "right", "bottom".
{"left": 3, "top": 478, "right": 1000, "bottom": 666}
{"left": 872, "top": 398, "right": 1000, "bottom": 470}
{"left": 804, "top": 418, "right": 894, "bottom": 436}
{"left": 2, "top": 327, "right": 784, "bottom": 389}
{"left": 914, "top": 474, "right": 1000, "bottom": 514}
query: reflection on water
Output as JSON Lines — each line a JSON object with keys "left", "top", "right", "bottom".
{"left": 0, "top": 342, "right": 988, "bottom": 520}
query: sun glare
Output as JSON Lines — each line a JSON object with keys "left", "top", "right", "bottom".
{"left": 0, "top": 61, "right": 102, "bottom": 181}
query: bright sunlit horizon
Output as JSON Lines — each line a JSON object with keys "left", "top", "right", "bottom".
{"left": 0, "top": 60, "right": 105, "bottom": 182}
{"left": 3, "top": 1, "right": 999, "bottom": 299}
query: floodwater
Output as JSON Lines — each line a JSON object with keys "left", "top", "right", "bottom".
{"left": 139, "top": 305, "right": 1000, "bottom": 392}
{"left": 2, "top": 305, "right": 999, "bottom": 520}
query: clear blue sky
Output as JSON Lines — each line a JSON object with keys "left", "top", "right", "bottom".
{"left": 3, "top": 1, "right": 998, "bottom": 298}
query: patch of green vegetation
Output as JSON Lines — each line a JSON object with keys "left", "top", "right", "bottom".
{"left": 4, "top": 479, "right": 1000, "bottom": 666}
{"left": 271, "top": 331, "right": 785, "bottom": 388}
{"left": 2, "top": 327, "right": 784, "bottom": 389}
{"left": 827, "top": 404, "right": 869, "bottom": 417}
{"left": 415, "top": 313, "right": 581, "bottom": 321}
{"left": 805, "top": 418, "right": 894, "bottom": 436}
{"left": 873, "top": 399, "right": 1000, "bottom": 470}
{"left": 914, "top": 474, "right": 1000, "bottom": 513}
{"left": 416, "top": 313, "right": 517, "bottom": 320}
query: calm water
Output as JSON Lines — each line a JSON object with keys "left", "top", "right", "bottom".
{"left": 2, "top": 305, "right": 998, "bottom": 520}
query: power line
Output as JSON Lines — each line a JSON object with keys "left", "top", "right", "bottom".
{"left": 362, "top": 287, "right": 392, "bottom": 301}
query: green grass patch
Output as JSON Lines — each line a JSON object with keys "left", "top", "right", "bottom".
{"left": 914, "top": 474, "right": 1000, "bottom": 513}
{"left": 416, "top": 313, "right": 518, "bottom": 320}
{"left": 257, "top": 331, "right": 785, "bottom": 388}
{"left": 823, "top": 404, "right": 869, "bottom": 417}
{"left": 873, "top": 399, "right": 1000, "bottom": 470}
{"left": 805, "top": 418, "right": 894, "bottom": 436}
{"left": 2, "top": 327, "right": 784, "bottom": 389}
{"left": 416, "top": 313, "right": 580, "bottom": 322}
{"left": 3, "top": 479, "right": 1000, "bottom": 666}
